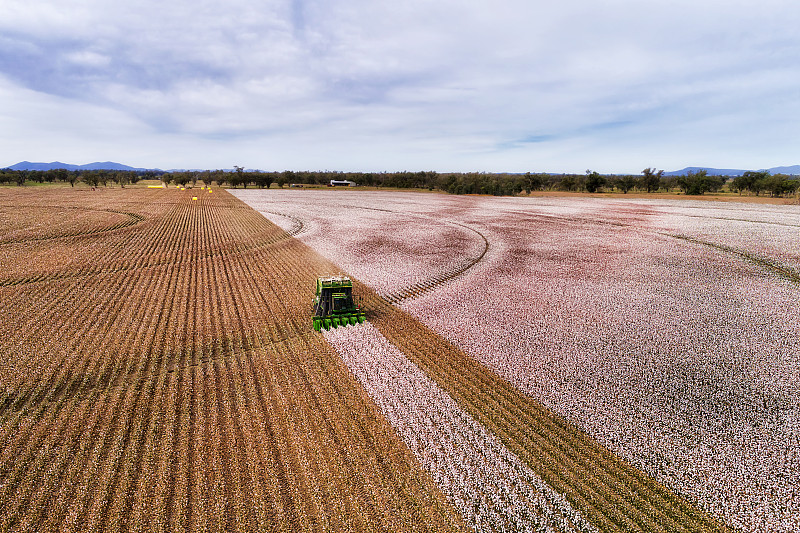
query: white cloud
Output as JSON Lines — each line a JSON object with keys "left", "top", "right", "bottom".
{"left": 0, "top": 0, "right": 799, "bottom": 172}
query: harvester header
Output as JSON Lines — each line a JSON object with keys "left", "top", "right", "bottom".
{"left": 313, "top": 276, "right": 365, "bottom": 331}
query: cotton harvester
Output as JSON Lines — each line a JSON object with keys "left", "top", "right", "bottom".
{"left": 312, "top": 276, "right": 366, "bottom": 331}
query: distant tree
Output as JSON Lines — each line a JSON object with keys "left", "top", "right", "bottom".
{"left": 640, "top": 168, "right": 664, "bottom": 193}
{"left": 28, "top": 170, "right": 44, "bottom": 183}
{"left": 731, "top": 170, "right": 768, "bottom": 195}
{"left": 81, "top": 171, "right": 100, "bottom": 188}
{"left": 232, "top": 165, "right": 247, "bottom": 188}
{"left": 557, "top": 174, "right": 578, "bottom": 191}
{"left": 173, "top": 172, "right": 190, "bottom": 187}
{"left": 614, "top": 175, "right": 638, "bottom": 194}
{"left": 51, "top": 168, "right": 69, "bottom": 184}
{"left": 676, "top": 170, "right": 725, "bottom": 195}
{"left": 111, "top": 171, "right": 130, "bottom": 188}
{"left": 213, "top": 170, "right": 228, "bottom": 187}
{"left": 522, "top": 172, "right": 545, "bottom": 193}
{"left": 253, "top": 172, "right": 274, "bottom": 189}
{"left": 762, "top": 174, "right": 797, "bottom": 197}
{"left": 197, "top": 171, "right": 211, "bottom": 187}
{"left": 584, "top": 170, "right": 606, "bottom": 193}
{"left": 95, "top": 169, "right": 109, "bottom": 187}
{"left": 276, "top": 172, "right": 289, "bottom": 188}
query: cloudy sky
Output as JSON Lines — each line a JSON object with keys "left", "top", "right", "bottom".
{"left": 1, "top": 0, "right": 798, "bottom": 173}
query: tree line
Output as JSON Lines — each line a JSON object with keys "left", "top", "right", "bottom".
{"left": 0, "top": 168, "right": 155, "bottom": 188}
{"left": 2, "top": 166, "right": 798, "bottom": 198}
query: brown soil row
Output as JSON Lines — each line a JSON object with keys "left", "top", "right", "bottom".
{"left": 0, "top": 188, "right": 464, "bottom": 532}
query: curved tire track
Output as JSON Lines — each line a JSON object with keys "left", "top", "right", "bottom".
{"left": 259, "top": 205, "right": 490, "bottom": 305}
{"left": 0, "top": 205, "right": 145, "bottom": 244}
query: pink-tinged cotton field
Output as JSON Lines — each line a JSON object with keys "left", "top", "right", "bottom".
{"left": 233, "top": 189, "right": 800, "bottom": 533}
{"left": 232, "top": 191, "right": 487, "bottom": 299}
{"left": 324, "top": 322, "right": 597, "bottom": 533}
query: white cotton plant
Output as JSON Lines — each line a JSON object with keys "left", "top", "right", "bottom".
{"left": 324, "top": 322, "right": 597, "bottom": 533}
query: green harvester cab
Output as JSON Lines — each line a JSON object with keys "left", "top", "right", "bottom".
{"left": 312, "top": 276, "right": 366, "bottom": 331}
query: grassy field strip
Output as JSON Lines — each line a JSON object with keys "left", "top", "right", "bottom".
{"left": 325, "top": 321, "right": 597, "bottom": 533}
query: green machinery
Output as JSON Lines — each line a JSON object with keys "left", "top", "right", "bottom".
{"left": 313, "top": 276, "right": 366, "bottom": 331}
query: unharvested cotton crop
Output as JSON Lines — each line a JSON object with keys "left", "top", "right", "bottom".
{"left": 324, "top": 322, "right": 597, "bottom": 533}
{"left": 234, "top": 189, "right": 800, "bottom": 533}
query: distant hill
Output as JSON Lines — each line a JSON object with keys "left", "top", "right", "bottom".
{"left": 766, "top": 165, "right": 800, "bottom": 175}
{"left": 5, "top": 161, "right": 152, "bottom": 172}
{"left": 665, "top": 165, "right": 800, "bottom": 177}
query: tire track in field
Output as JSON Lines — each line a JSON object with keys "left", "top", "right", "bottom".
{"left": 668, "top": 233, "right": 800, "bottom": 284}
{"left": 382, "top": 218, "right": 489, "bottom": 305}
{"left": 256, "top": 209, "right": 306, "bottom": 236}
{"left": 0, "top": 205, "right": 145, "bottom": 244}
{"left": 520, "top": 210, "right": 800, "bottom": 286}
{"left": 256, "top": 204, "right": 490, "bottom": 305}
{"left": 569, "top": 210, "right": 800, "bottom": 285}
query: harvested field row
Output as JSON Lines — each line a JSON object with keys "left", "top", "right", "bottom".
{"left": 0, "top": 205, "right": 144, "bottom": 244}
{"left": 0, "top": 187, "right": 465, "bottom": 533}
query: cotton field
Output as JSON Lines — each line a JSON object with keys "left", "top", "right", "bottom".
{"left": 234, "top": 189, "right": 800, "bottom": 533}
{"left": 325, "top": 322, "right": 597, "bottom": 533}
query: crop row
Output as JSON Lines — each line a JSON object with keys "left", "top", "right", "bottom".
{"left": 0, "top": 188, "right": 465, "bottom": 532}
